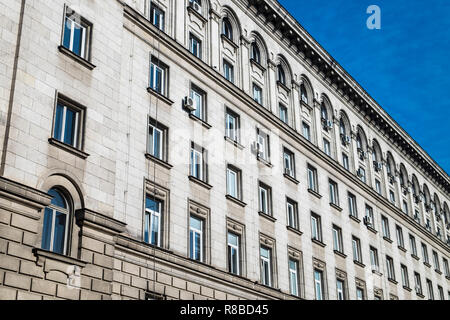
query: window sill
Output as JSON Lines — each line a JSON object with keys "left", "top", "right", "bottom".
{"left": 276, "top": 80, "right": 291, "bottom": 93}
{"left": 58, "top": 45, "right": 96, "bottom": 70}
{"left": 383, "top": 236, "right": 393, "bottom": 244}
{"left": 446, "top": 276, "right": 450, "bottom": 281}
{"left": 32, "top": 248, "right": 87, "bottom": 269}
{"left": 353, "top": 260, "right": 366, "bottom": 268}
{"left": 188, "top": 175, "right": 213, "bottom": 190}
{"left": 257, "top": 157, "right": 273, "bottom": 168}
{"left": 334, "top": 250, "right": 347, "bottom": 259}
{"left": 189, "top": 113, "right": 212, "bottom": 129}
{"left": 286, "top": 226, "right": 303, "bottom": 236}
{"left": 224, "top": 136, "right": 244, "bottom": 150}
{"left": 186, "top": 6, "right": 208, "bottom": 24}
{"left": 398, "top": 246, "right": 407, "bottom": 253}
{"left": 145, "top": 153, "right": 173, "bottom": 170}
{"left": 330, "top": 203, "right": 343, "bottom": 212}
{"left": 349, "top": 215, "right": 361, "bottom": 224}
{"left": 416, "top": 293, "right": 425, "bottom": 299}
{"left": 307, "top": 188, "right": 322, "bottom": 199}
{"left": 225, "top": 194, "right": 247, "bottom": 207}
{"left": 311, "top": 238, "right": 326, "bottom": 248}
{"left": 220, "top": 34, "right": 239, "bottom": 49}
{"left": 250, "top": 58, "right": 266, "bottom": 72}
{"left": 423, "top": 262, "right": 431, "bottom": 268}
{"left": 300, "top": 100, "right": 312, "bottom": 110}
{"left": 258, "top": 211, "right": 276, "bottom": 223}
{"left": 411, "top": 254, "right": 420, "bottom": 261}
{"left": 283, "top": 173, "right": 299, "bottom": 185}
{"left": 372, "top": 270, "right": 382, "bottom": 276}
{"left": 403, "top": 286, "right": 412, "bottom": 292}
{"left": 367, "top": 225, "right": 378, "bottom": 234}
{"left": 48, "top": 138, "right": 89, "bottom": 159}
{"left": 435, "top": 269, "right": 442, "bottom": 275}
{"left": 146, "top": 87, "right": 174, "bottom": 105}
{"left": 388, "top": 278, "right": 398, "bottom": 285}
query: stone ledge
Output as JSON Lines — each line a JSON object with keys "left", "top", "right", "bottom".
{"left": 58, "top": 45, "right": 96, "bottom": 70}
{"left": 0, "top": 177, "right": 52, "bottom": 211}
{"left": 188, "top": 175, "right": 213, "bottom": 190}
{"left": 225, "top": 195, "right": 247, "bottom": 207}
{"left": 145, "top": 153, "right": 173, "bottom": 170}
{"left": 48, "top": 138, "right": 89, "bottom": 159}
{"left": 146, "top": 87, "right": 174, "bottom": 106}
{"left": 76, "top": 208, "right": 127, "bottom": 235}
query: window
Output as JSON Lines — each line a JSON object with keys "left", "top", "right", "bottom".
{"left": 223, "top": 60, "right": 234, "bottom": 83}
{"left": 332, "top": 225, "right": 344, "bottom": 254}
{"left": 222, "top": 18, "right": 233, "bottom": 40}
{"left": 147, "top": 118, "right": 168, "bottom": 161}
{"left": 348, "top": 193, "right": 358, "bottom": 218}
{"left": 329, "top": 180, "right": 339, "bottom": 206}
{"left": 256, "top": 129, "right": 270, "bottom": 162}
{"left": 311, "top": 213, "right": 323, "bottom": 242}
{"left": 227, "top": 232, "right": 240, "bottom": 275}
{"left": 288, "top": 259, "right": 299, "bottom": 296}
{"left": 357, "top": 167, "right": 366, "bottom": 183}
{"left": 52, "top": 95, "right": 84, "bottom": 149}
{"left": 375, "top": 179, "right": 382, "bottom": 195}
{"left": 320, "top": 104, "right": 328, "bottom": 121}
{"left": 42, "top": 188, "right": 71, "bottom": 255}
{"left": 381, "top": 215, "right": 390, "bottom": 239}
{"left": 190, "top": 142, "right": 207, "bottom": 182}
{"left": 250, "top": 42, "right": 261, "bottom": 64}
{"left": 62, "top": 7, "right": 92, "bottom": 60}
{"left": 286, "top": 198, "right": 299, "bottom": 230}
{"left": 277, "top": 65, "right": 286, "bottom": 85}
{"left": 336, "top": 279, "right": 345, "bottom": 300}
{"left": 300, "top": 84, "right": 309, "bottom": 104}
{"left": 149, "top": 56, "right": 169, "bottom": 96}
{"left": 432, "top": 251, "right": 440, "bottom": 272}
{"left": 258, "top": 182, "right": 272, "bottom": 216}
{"left": 189, "top": 215, "right": 203, "bottom": 262}
{"left": 314, "top": 269, "right": 324, "bottom": 300}
{"left": 302, "top": 122, "right": 311, "bottom": 141}
{"left": 144, "top": 196, "right": 163, "bottom": 247}
{"left": 190, "top": 85, "right": 207, "bottom": 121}
{"left": 437, "top": 286, "right": 444, "bottom": 300}
{"left": 402, "top": 200, "right": 408, "bottom": 215}
{"left": 253, "top": 84, "right": 263, "bottom": 105}
{"left": 386, "top": 256, "right": 395, "bottom": 281}
{"left": 260, "top": 246, "right": 272, "bottom": 287}
{"left": 370, "top": 246, "right": 379, "bottom": 272}
{"left": 279, "top": 104, "right": 288, "bottom": 124}
{"left": 342, "top": 153, "right": 349, "bottom": 171}
{"left": 401, "top": 264, "right": 409, "bottom": 288}
{"left": 356, "top": 287, "right": 365, "bottom": 300}
{"left": 396, "top": 225, "right": 405, "bottom": 248}
{"left": 189, "top": 33, "right": 202, "bottom": 59}
{"left": 150, "top": 3, "right": 165, "bottom": 31}
{"left": 307, "top": 165, "right": 318, "bottom": 192}
{"left": 365, "top": 204, "right": 374, "bottom": 227}
{"left": 226, "top": 165, "right": 242, "bottom": 200}
{"left": 426, "top": 279, "right": 434, "bottom": 300}
{"left": 409, "top": 235, "right": 418, "bottom": 257}
{"left": 283, "top": 148, "right": 295, "bottom": 178}
{"left": 323, "top": 138, "right": 331, "bottom": 156}
{"left": 443, "top": 258, "right": 449, "bottom": 277}
{"left": 414, "top": 272, "right": 423, "bottom": 295}
{"left": 225, "top": 108, "right": 240, "bottom": 143}
{"left": 421, "top": 243, "right": 429, "bottom": 264}
{"left": 389, "top": 190, "right": 396, "bottom": 204}
{"left": 352, "top": 236, "right": 362, "bottom": 263}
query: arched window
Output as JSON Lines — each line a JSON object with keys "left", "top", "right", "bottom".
{"left": 356, "top": 133, "right": 362, "bottom": 150}
{"left": 42, "top": 188, "right": 71, "bottom": 255}
{"left": 277, "top": 65, "right": 286, "bottom": 85}
{"left": 251, "top": 42, "right": 261, "bottom": 64}
{"left": 222, "top": 18, "right": 233, "bottom": 41}
{"left": 300, "top": 84, "right": 308, "bottom": 104}
{"left": 339, "top": 118, "right": 346, "bottom": 136}
{"left": 320, "top": 104, "right": 328, "bottom": 120}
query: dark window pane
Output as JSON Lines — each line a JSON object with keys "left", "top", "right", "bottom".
{"left": 41, "top": 208, "right": 53, "bottom": 251}
{"left": 53, "top": 211, "right": 67, "bottom": 254}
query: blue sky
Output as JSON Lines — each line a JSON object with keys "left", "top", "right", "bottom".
{"left": 278, "top": 0, "right": 450, "bottom": 174}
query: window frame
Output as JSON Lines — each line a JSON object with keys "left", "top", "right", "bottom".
{"left": 225, "top": 108, "right": 240, "bottom": 143}
{"left": 149, "top": 56, "right": 169, "bottom": 97}
{"left": 332, "top": 225, "right": 344, "bottom": 254}
{"left": 258, "top": 182, "right": 272, "bottom": 216}
{"left": 189, "top": 32, "right": 202, "bottom": 59}
{"left": 147, "top": 117, "right": 168, "bottom": 161}
{"left": 307, "top": 164, "right": 318, "bottom": 193}
{"left": 226, "top": 165, "right": 242, "bottom": 201}
{"left": 150, "top": 2, "right": 165, "bottom": 31}
{"left": 223, "top": 59, "right": 234, "bottom": 83}
{"left": 286, "top": 198, "right": 299, "bottom": 230}
{"left": 329, "top": 179, "right": 339, "bottom": 206}
{"left": 311, "top": 212, "right": 323, "bottom": 242}
{"left": 61, "top": 6, "right": 93, "bottom": 61}
{"left": 352, "top": 236, "right": 362, "bottom": 264}
{"left": 190, "top": 142, "right": 208, "bottom": 183}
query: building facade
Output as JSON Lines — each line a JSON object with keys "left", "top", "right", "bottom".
{"left": 0, "top": 0, "right": 449, "bottom": 300}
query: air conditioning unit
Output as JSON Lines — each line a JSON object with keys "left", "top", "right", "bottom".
{"left": 183, "top": 96, "right": 195, "bottom": 111}
{"left": 188, "top": 1, "right": 202, "bottom": 14}
{"left": 363, "top": 216, "right": 373, "bottom": 227}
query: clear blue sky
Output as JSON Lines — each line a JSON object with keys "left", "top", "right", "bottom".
{"left": 278, "top": 0, "right": 450, "bottom": 174}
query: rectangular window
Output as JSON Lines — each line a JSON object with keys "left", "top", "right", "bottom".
{"left": 332, "top": 225, "right": 343, "bottom": 253}
{"left": 258, "top": 182, "right": 272, "bottom": 216}
{"left": 432, "top": 251, "right": 440, "bottom": 272}
{"left": 144, "top": 196, "right": 163, "bottom": 246}
{"left": 401, "top": 264, "right": 409, "bottom": 288}
{"left": 410, "top": 234, "right": 418, "bottom": 256}
{"left": 311, "top": 213, "right": 322, "bottom": 242}
{"left": 150, "top": 56, "right": 169, "bottom": 96}
{"left": 314, "top": 269, "right": 324, "bottom": 300}
{"left": 286, "top": 198, "right": 299, "bottom": 230}
{"left": 370, "top": 246, "right": 379, "bottom": 272}
{"left": 414, "top": 272, "right": 422, "bottom": 295}
{"left": 283, "top": 148, "right": 295, "bottom": 178}
{"left": 189, "top": 33, "right": 202, "bottom": 58}
{"left": 62, "top": 7, "right": 92, "bottom": 60}
{"left": 396, "top": 225, "right": 405, "bottom": 248}
{"left": 381, "top": 215, "right": 390, "bottom": 239}
{"left": 348, "top": 193, "right": 358, "bottom": 218}
{"left": 365, "top": 204, "right": 374, "bottom": 227}
{"left": 342, "top": 153, "right": 349, "bottom": 171}
{"left": 389, "top": 190, "right": 396, "bottom": 204}
{"left": 279, "top": 104, "right": 288, "bottom": 124}
{"left": 329, "top": 179, "right": 339, "bottom": 206}
{"left": 402, "top": 201, "right": 409, "bottom": 215}
{"left": 323, "top": 138, "right": 331, "bottom": 156}
{"left": 358, "top": 167, "right": 366, "bottom": 183}
{"left": 256, "top": 129, "right": 270, "bottom": 162}
{"left": 426, "top": 279, "right": 434, "bottom": 300}
{"left": 375, "top": 179, "right": 382, "bottom": 195}
{"left": 421, "top": 243, "right": 429, "bottom": 264}
{"left": 302, "top": 122, "right": 311, "bottom": 141}
{"left": 190, "top": 85, "right": 206, "bottom": 121}
{"left": 189, "top": 215, "right": 203, "bottom": 262}
{"left": 150, "top": 2, "right": 165, "bottom": 31}
{"left": 223, "top": 60, "right": 234, "bottom": 83}
{"left": 227, "top": 232, "right": 240, "bottom": 275}
{"left": 307, "top": 165, "right": 318, "bottom": 192}
{"left": 147, "top": 118, "right": 168, "bottom": 161}
{"left": 52, "top": 95, "right": 84, "bottom": 149}
{"left": 226, "top": 165, "right": 242, "bottom": 200}
{"left": 356, "top": 287, "right": 364, "bottom": 300}
{"left": 352, "top": 236, "right": 362, "bottom": 263}
{"left": 437, "top": 286, "right": 444, "bottom": 300}
{"left": 190, "top": 142, "right": 207, "bottom": 182}
{"left": 225, "top": 108, "right": 240, "bottom": 143}
{"left": 443, "top": 258, "right": 449, "bottom": 277}
{"left": 253, "top": 84, "right": 263, "bottom": 105}
{"left": 386, "top": 256, "right": 395, "bottom": 281}
{"left": 289, "top": 259, "right": 299, "bottom": 296}
{"left": 336, "top": 279, "right": 345, "bottom": 300}
{"left": 260, "top": 246, "right": 272, "bottom": 287}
